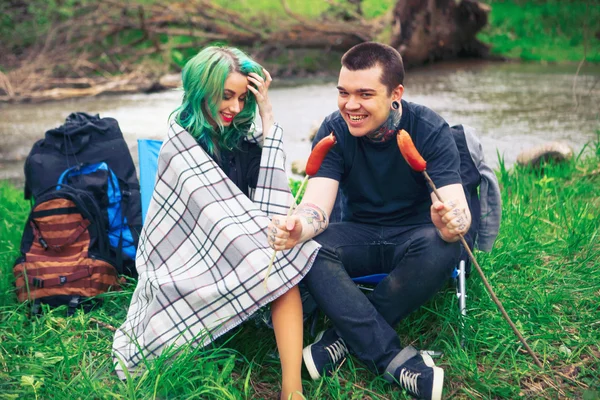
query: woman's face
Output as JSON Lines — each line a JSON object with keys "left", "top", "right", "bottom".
{"left": 217, "top": 72, "right": 248, "bottom": 126}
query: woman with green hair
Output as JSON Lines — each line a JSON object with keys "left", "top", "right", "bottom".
{"left": 172, "top": 46, "right": 275, "bottom": 182}
{"left": 123, "top": 46, "right": 309, "bottom": 400}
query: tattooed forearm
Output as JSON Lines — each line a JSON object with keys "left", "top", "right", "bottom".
{"left": 294, "top": 203, "right": 329, "bottom": 235}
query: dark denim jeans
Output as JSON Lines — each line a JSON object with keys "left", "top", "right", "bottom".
{"left": 303, "top": 221, "right": 461, "bottom": 376}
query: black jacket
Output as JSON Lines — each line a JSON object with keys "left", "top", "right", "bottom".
{"left": 204, "top": 140, "right": 262, "bottom": 197}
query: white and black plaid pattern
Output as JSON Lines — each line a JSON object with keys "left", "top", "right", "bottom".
{"left": 112, "top": 122, "right": 320, "bottom": 378}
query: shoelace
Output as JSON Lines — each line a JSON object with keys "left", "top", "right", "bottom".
{"left": 324, "top": 338, "right": 348, "bottom": 364}
{"left": 398, "top": 368, "right": 421, "bottom": 395}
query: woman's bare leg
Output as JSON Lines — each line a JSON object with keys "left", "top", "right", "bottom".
{"left": 271, "top": 285, "right": 304, "bottom": 400}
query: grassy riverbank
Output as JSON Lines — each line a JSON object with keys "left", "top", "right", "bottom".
{"left": 1, "top": 137, "right": 599, "bottom": 399}
{"left": 479, "top": 0, "right": 600, "bottom": 63}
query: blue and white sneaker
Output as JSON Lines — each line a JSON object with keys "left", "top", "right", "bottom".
{"left": 302, "top": 329, "right": 349, "bottom": 380}
{"left": 393, "top": 352, "right": 444, "bottom": 400}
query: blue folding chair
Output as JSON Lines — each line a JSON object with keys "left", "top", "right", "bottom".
{"left": 137, "top": 139, "right": 163, "bottom": 223}
{"left": 351, "top": 262, "right": 468, "bottom": 348}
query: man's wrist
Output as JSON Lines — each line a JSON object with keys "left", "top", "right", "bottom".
{"left": 293, "top": 202, "right": 329, "bottom": 241}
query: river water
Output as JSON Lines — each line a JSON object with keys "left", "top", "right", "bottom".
{"left": 1, "top": 61, "right": 599, "bottom": 185}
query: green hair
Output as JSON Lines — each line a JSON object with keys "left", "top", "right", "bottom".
{"left": 171, "top": 46, "right": 264, "bottom": 156}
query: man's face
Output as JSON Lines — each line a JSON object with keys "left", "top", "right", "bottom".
{"left": 337, "top": 65, "right": 403, "bottom": 137}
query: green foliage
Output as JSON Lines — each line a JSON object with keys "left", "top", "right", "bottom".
{"left": 0, "top": 0, "right": 88, "bottom": 54}
{"left": 209, "top": 0, "right": 391, "bottom": 20}
{"left": 478, "top": 0, "right": 600, "bottom": 63}
{"left": 289, "top": 178, "right": 306, "bottom": 201}
{"left": 362, "top": 0, "right": 395, "bottom": 19}
{"left": 0, "top": 182, "right": 29, "bottom": 307}
{"left": 212, "top": 0, "right": 327, "bottom": 18}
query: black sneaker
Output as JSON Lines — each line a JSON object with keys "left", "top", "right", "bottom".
{"left": 394, "top": 352, "right": 444, "bottom": 400}
{"left": 302, "top": 329, "right": 349, "bottom": 380}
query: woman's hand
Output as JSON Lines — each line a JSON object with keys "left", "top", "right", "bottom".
{"left": 247, "top": 68, "right": 274, "bottom": 135}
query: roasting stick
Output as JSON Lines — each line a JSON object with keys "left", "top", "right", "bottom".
{"left": 263, "top": 133, "right": 337, "bottom": 290}
{"left": 397, "top": 129, "right": 543, "bottom": 368}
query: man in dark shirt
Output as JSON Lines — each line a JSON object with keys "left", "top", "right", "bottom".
{"left": 267, "top": 42, "right": 471, "bottom": 400}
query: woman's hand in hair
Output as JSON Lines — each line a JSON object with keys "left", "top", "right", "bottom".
{"left": 248, "top": 68, "right": 274, "bottom": 135}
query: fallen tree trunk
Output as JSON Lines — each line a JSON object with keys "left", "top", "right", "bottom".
{"left": 0, "top": 73, "right": 182, "bottom": 103}
{"left": 391, "top": 0, "right": 491, "bottom": 68}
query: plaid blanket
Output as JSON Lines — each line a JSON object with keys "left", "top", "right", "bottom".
{"left": 112, "top": 122, "right": 320, "bottom": 378}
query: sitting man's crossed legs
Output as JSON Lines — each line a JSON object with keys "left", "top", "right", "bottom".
{"left": 303, "top": 221, "right": 460, "bottom": 400}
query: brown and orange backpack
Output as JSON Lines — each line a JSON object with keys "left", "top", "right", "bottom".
{"left": 13, "top": 186, "right": 120, "bottom": 315}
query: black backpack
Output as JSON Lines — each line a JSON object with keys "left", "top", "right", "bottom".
{"left": 23, "top": 112, "right": 142, "bottom": 277}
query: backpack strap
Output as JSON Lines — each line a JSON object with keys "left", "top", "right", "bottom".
{"left": 114, "top": 179, "right": 128, "bottom": 274}
{"left": 27, "top": 267, "right": 92, "bottom": 288}
{"left": 31, "top": 219, "right": 90, "bottom": 252}
{"left": 52, "top": 131, "right": 91, "bottom": 155}
{"left": 26, "top": 263, "right": 116, "bottom": 289}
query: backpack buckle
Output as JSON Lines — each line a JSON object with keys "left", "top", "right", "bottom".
{"left": 38, "top": 237, "right": 48, "bottom": 250}
{"left": 32, "top": 277, "right": 44, "bottom": 288}
{"left": 67, "top": 296, "right": 81, "bottom": 316}
{"left": 31, "top": 300, "right": 41, "bottom": 315}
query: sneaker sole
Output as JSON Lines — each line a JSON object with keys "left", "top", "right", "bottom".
{"left": 421, "top": 353, "right": 444, "bottom": 400}
{"left": 302, "top": 331, "right": 325, "bottom": 381}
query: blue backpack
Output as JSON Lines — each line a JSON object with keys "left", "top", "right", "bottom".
{"left": 57, "top": 162, "right": 137, "bottom": 262}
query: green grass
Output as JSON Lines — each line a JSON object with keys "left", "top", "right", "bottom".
{"left": 1, "top": 135, "right": 599, "bottom": 398}
{"left": 479, "top": 1, "right": 600, "bottom": 63}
